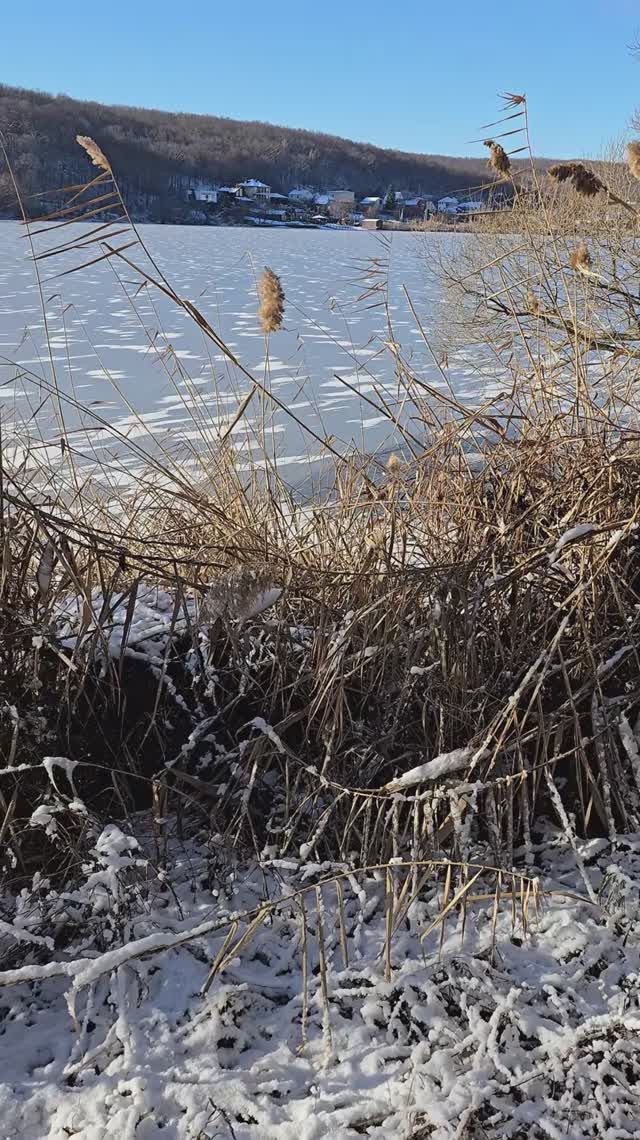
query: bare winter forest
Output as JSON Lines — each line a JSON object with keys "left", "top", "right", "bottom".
{"left": 0, "top": 82, "right": 517, "bottom": 217}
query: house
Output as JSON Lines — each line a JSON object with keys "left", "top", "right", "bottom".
{"left": 289, "top": 188, "right": 315, "bottom": 202}
{"left": 456, "top": 200, "right": 485, "bottom": 215}
{"left": 398, "top": 197, "right": 427, "bottom": 220}
{"left": 328, "top": 189, "right": 355, "bottom": 205}
{"left": 362, "top": 217, "right": 382, "bottom": 230}
{"left": 217, "top": 186, "right": 240, "bottom": 204}
{"left": 235, "top": 179, "right": 271, "bottom": 201}
{"left": 189, "top": 184, "right": 219, "bottom": 204}
{"left": 314, "top": 194, "right": 331, "bottom": 207}
{"left": 437, "top": 196, "right": 459, "bottom": 213}
{"left": 360, "top": 196, "right": 381, "bottom": 212}
{"left": 269, "top": 193, "right": 289, "bottom": 203}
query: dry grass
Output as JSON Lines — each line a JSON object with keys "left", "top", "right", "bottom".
{"left": 2, "top": 100, "right": 640, "bottom": 919}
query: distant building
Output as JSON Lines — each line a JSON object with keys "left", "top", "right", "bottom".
{"left": 328, "top": 189, "right": 355, "bottom": 205}
{"left": 314, "top": 193, "right": 331, "bottom": 207}
{"left": 236, "top": 179, "right": 271, "bottom": 201}
{"left": 398, "top": 197, "right": 427, "bottom": 220}
{"left": 360, "top": 196, "right": 381, "bottom": 212}
{"left": 217, "top": 186, "right": 240, "bottom": 203}
{"left": 362, "top": 217, "right": 382, "bottom": 230}
{"left": 437, "top": 196, "right": 459, "bottom": 213}
{"left": 456, "top": 200, "right": 485, "bottom": 214}
{"left": 289, "top": 188, "right": 315, "bottom": 202}
{"left": 189, "top": 184, "right": 219, "bottom": 204}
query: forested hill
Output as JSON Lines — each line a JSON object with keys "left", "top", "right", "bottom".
{"left": 0, "top": 83, "right": 497, "bottom": 217}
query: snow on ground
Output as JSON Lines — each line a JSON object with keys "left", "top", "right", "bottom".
{"left": 2, "top": 825, "right": 640, "bottom": 1139}
{"left": 2, "top": 592, "right": 640, "bottom": 1137}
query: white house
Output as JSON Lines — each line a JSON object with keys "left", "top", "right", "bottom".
{"left": 437, "top": 196, "right": 459, "bottom": 213}
{"left": 314, "top": 193, "right": 331, "bottom": 207}
{"left": 289, "top": 188, "right": 315, "bottom": 202}
{"left": 236, "top": 179, "right": 271, "bottom": 201}
{"left": 190, "top": 184, "right": 219, "bottom": 204}
{"left": 360, "top": 196, "right": 381, "bottom": 210}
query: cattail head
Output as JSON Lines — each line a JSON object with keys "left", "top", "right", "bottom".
{"left": 569, "top": 243, "right": 592, "bottom": 274}
{"left": 549, "top": 162, "right": 603, "bottom": 198}
{"left": 627, "top": 141, "right": 640, "bottom": 181}
{"left": 484, "top": 139, "right": 511, "bottom": 177}
{"left": 526, "top": 289, "right": 541, "bottom": 316}
{"left": 76, "top": 135, "right": 111, "bottom": 173}
{"left": 257, "top": 267, "right": 285, "bottom": 333}
{"left": 386, "top": 453, "right": 402, "bottom": 477}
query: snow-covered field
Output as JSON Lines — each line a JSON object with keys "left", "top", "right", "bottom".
{"left": 2, "top": 827, "right": 640, "bottom": 1139}
{"left": 0, "top": 223, "right": 492, "bottom": 481}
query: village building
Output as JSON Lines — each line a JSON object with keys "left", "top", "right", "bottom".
{"left": 288, "top": 188, "right": 315, "bottom": 202}
{"left": 456, "top": 200, "right": 485, "bottom": 214}
{"left": 235, "top": 179, "right": 271, "bottom": 201}
{"left": 327, "top": 190, "right": 355, "bottom": 205}
{"left": 189, "top": 184, "right": 219, "bottom": 204}
{"left": 437, "top": 195, "right": 459, "bottom": 213}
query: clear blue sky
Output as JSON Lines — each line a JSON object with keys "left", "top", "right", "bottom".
{"left": 3, "top": 0, "right": 640, "bottom": 158}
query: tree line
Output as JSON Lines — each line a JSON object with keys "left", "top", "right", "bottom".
{"left": 0, "top": 83, "right": 499, "bottom": 219}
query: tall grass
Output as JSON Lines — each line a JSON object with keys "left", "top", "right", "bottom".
{"left": 2, "top": 96, "right": 640, "bottom": 932}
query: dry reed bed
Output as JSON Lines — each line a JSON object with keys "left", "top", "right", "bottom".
{"left": 2, "top": 98, "right": 640, "bottom": 900}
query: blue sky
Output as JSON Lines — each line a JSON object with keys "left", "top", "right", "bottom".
{"left": 3, "top": 0, "right": 640, "bottom": 158}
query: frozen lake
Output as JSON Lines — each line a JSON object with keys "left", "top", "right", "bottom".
{"left": 0, "top": 222, "right": 482, "bottom": 484}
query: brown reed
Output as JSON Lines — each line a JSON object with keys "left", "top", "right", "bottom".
{"left": 484, "top": 139, "right": 511, "bottom": 177}
{"left": 76, "top": 135, "right": 111, "bottom": 173}
{"left": 569, "top": 243, "right": 592, "bottom": 273}
{"left": 257, "top": 267, "right": 285, "bottom": 333}
{"left": 549, "top": 162, "right": 603, "bottom": 198}
{"left": 627, "top": 141, "right": 640, "bottom": 181}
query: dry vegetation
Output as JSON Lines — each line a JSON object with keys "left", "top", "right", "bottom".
{"left": 3, "top": 95, "right": 640, "bottom": 963}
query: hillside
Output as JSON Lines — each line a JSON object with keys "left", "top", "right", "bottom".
{"left": 0, "top": 83, "right": 499, "bottom": 219}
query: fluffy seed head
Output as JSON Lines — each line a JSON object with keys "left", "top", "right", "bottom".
{"left": 484, "top": 140, "right": 511, "bottom": 177}
{"left": 386, "top": 452, "right": 402, "bottom": 475}
{"left": 569, "top": 243, "right": 592, "bottom": 274}
{"left": 627, "top": 141, "right": 640, "bottom": 181}
{"left": 526, "top": 289, "right": 541, "bottom": 316}
{"left": 257, "top": 267, "right": 285, "bottom": 333}
{"left": 76, "top": 135, "right": 111, "bottom": 172}
{"left": 549, "top": 162, "right": 603, "bottom": 198}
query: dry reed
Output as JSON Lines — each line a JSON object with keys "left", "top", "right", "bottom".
{"left": 257, "top": 266, "right": 285, "bottom": 333}
{"left": 484, "top": 139, "right": 511, "bottom": 177}
{"left": 3, "top": 99, "right": 640, "bottom": 895}
{"left": 627, "top": 140, "right": 640, "bottom": 180}
{"left": 569, "top": 242, "right": 592, "bottom": 273}
{"left": 548, "top": 161, "right": 604, "bottom": 198}
{"left": 75, "top": 135, "right": 111, "bottom": 173}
